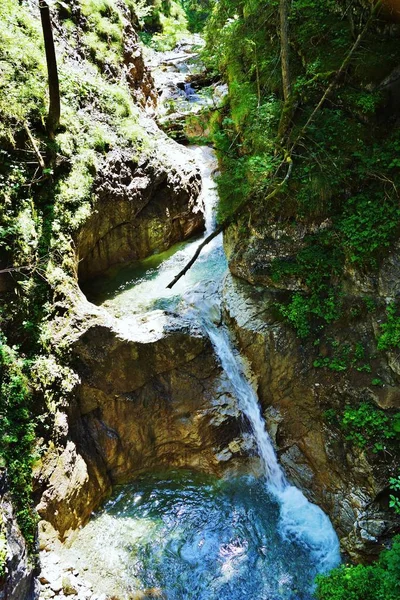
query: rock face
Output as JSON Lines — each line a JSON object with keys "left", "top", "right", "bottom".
{"left": 35, "top": 304, "right": 250, "bottom": 543}
{"left": 77, "top": 146, "right": 204, "bottom": 282}
{"left": 119, "top": 2, "right": 157, "bottom": 109}
{"left": 0, "top": 472, "right": 37, "bottom": 600}
{"left": 223, "top": 272, "right": 400, "bottom": 560}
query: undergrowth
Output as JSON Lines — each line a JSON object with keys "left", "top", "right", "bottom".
{"left": 315, "top": 536, "right": 400, "bottom": 600}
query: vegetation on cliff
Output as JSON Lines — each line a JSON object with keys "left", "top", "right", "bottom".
{"left": 194, "top": 0, "right": 400, "bottom": 596}
{"left": 0, "top": 0, "right": 159, "bottom": 548}
{"left": 204, "top": 0, "right": 400, "bottom": 335}
{"left": 316, "top": 535, "right": 400, "bottom": 600}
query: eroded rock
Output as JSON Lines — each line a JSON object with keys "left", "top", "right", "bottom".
{"left": 0, "top": 472, "right": 37, "bottom": 600}
{"left": 35, "top": 304, "right": 251, "bottom": 543}
{"left": 77, "top": 146, "right": 204, "bottom": 282}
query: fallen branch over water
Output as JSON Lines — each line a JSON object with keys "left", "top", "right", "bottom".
{"left": 167, "top": 160, "right": 293, "bottom": 289}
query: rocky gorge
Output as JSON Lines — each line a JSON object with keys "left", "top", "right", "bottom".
{"left": 1, "top": 1, "right": 400, "bottom": 599}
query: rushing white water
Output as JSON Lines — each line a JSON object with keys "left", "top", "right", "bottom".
{"left": 198, "top": 309, "right": 340, "bottom": 572}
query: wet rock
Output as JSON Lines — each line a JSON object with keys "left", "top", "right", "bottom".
{"left": 0, "top": 471, "right": 37, "bottom": 600}
{"left": 35, "top": 304, "right": 248, "bottom": 541}
{"left": 34, "top": 441, "right": 111, "bottom": 542}
{"left": 77, "top": 146, "right": 204, "bottom": 282}
{"left": 119, "top": 3, "right": 157, "bottom": 109}
{"left": 222, "top": 272, "right": 400, "bottom": 559}
{"left": 70, "top": 311, "right": 247, "bottom": 483}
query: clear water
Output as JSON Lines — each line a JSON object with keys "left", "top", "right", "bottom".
{"left": 66, "top": 471, "right": 331, "bottom": 600}
{"left": 79, "top": 127, "right": 340, "bottom": 596}
{"left": 82, "top": 146, "right": 226, "bottom": 317}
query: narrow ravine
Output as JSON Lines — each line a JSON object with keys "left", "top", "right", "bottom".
{"left": 42, "top": 40, "right": 341, "bottom": 600}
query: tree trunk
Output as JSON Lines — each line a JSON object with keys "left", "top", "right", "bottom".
{"left": 280, "top": 0, "right": 291, "bottom": 101}
{"left": 39, "top": 0, "right": 60, "bottom": 139}
{"left": 277, "top": 0, "right": 293, "bottom": 141}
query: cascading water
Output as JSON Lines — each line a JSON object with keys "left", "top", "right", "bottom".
{"left": 73, "top": 144, "right": 341, "bottom": 599}
{"left": 184, "top": 82, "right": 200, "bottom": 102}
{"left": 70, "top": 52, "right": 341, "bottom": 599}
{"left": 198, "top": 309, "right": 340, "bottom": 572}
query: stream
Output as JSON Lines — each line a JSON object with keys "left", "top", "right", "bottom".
{"left": 68, "top": 41, "right": 341, "bottom": 599}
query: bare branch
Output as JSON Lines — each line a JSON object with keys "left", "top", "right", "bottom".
{"left": 167, "top": 2, "right": 381, "bottom": 289}
{"left": 23, "top": 122, "right": 46, "bottom": 169}
{"left": 167, "top": 159, "right": 293, "bottom": 289}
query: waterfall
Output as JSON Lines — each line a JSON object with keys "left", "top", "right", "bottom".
{"left": 89, "top": 138, "right": 341, "bottom": 575}
{"left": 190, "top": 295, "right": 340, "bottom": 572}
{"left": 184, "top": 82, "right": 199, "bottom": 102}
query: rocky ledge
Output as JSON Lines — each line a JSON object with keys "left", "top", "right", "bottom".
{"left": 0, "top": 472, "right": 37, "bottom": 600}
{"left": 34, "top": 297, "right": 252, "bottom": 550}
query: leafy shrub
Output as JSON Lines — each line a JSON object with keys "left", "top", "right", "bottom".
{"left": 341, "top": 403, "right": 399, "bottom": 453}
{"left": 377, "top": 303, "right": 400, "bottom": 352}
{"left": 315, "top": 536, "right": 400, "bottom": 600}
{"left": 390, "top": 475, "right": 400, "bottom": 515}
{"left": 0, "top": 339, "right": 37, "bottom": 549}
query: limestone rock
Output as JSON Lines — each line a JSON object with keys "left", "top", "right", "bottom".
{"left": 77, "top": 146, "right": 204, "bottom": 282}
{"left": 70, "top": 311, "right": 247, "bottom": 484}
{"left": 34, "top": 440, "right": 111, "bottom": 542}
{"left": 35, "top": 307, "right": 248, "bottom": 539}
{"left": 0, "top": 471, "right": 37, "bottom": 600}
{"left": 223, "top": 273, "right": 400, "bottom": 559}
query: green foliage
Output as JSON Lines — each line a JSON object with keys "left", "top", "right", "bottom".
{"left": 339, "top": 193, "right": 400, "bottom": 267}
{"left": 140, "top": 0, "right": 189, "bottom": 50}
{"left": 0, "top": 339, "right": 37, "bottom": 549}
{"left": 75, "top": 0, "right": 125, "bottom": 67}
{"left": 390, "top": 475, "right": 400, "bottom": 515}
{"left": 180, "top": 0, "right": 214, "bottom": 32}
{"left": 377, "top": 303, "right": 400, "bottom": 352}
{"left": 204, "top": 0, "right": 400, "bottom": 346}
{"left": 341, "top": 403, "right": 399, "bottom": 454}
{"left": 0, "top": 0, "right": 46, "bottom": 141}
{"left": 315, "top": 536, "right": 400, "bottom": 600}
{"left": 313, "top": 340, "right": 373, "bottom": 373}
{"left": 273, "top": 236, "right": 343, "bottom": 337}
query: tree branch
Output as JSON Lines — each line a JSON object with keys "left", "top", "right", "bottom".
{"left": 288, "top": 0, "right": 382, "bottom": 154}
{"left": 167, "top": 159, "right": 293, "bottom": 289}
{"left": 166, "top": 1, "right": 380, "bottom": 289}
{"left": 23, "top": 122, "right": 46, "bottom": 169}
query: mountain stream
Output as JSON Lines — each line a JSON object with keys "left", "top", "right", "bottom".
{"left": 68, "top": 43, "right": 341, "bottom": 600}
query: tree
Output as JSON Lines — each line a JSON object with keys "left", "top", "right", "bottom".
{"left": 39, "top": 0, "right": 60, "bottom": 138}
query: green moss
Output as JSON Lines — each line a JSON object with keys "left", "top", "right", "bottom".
{"left": 0, "top": 0, "right": 46, "bottom": 141}
{"left": 0, "top": 340, "right": 37, "bottom": 549}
